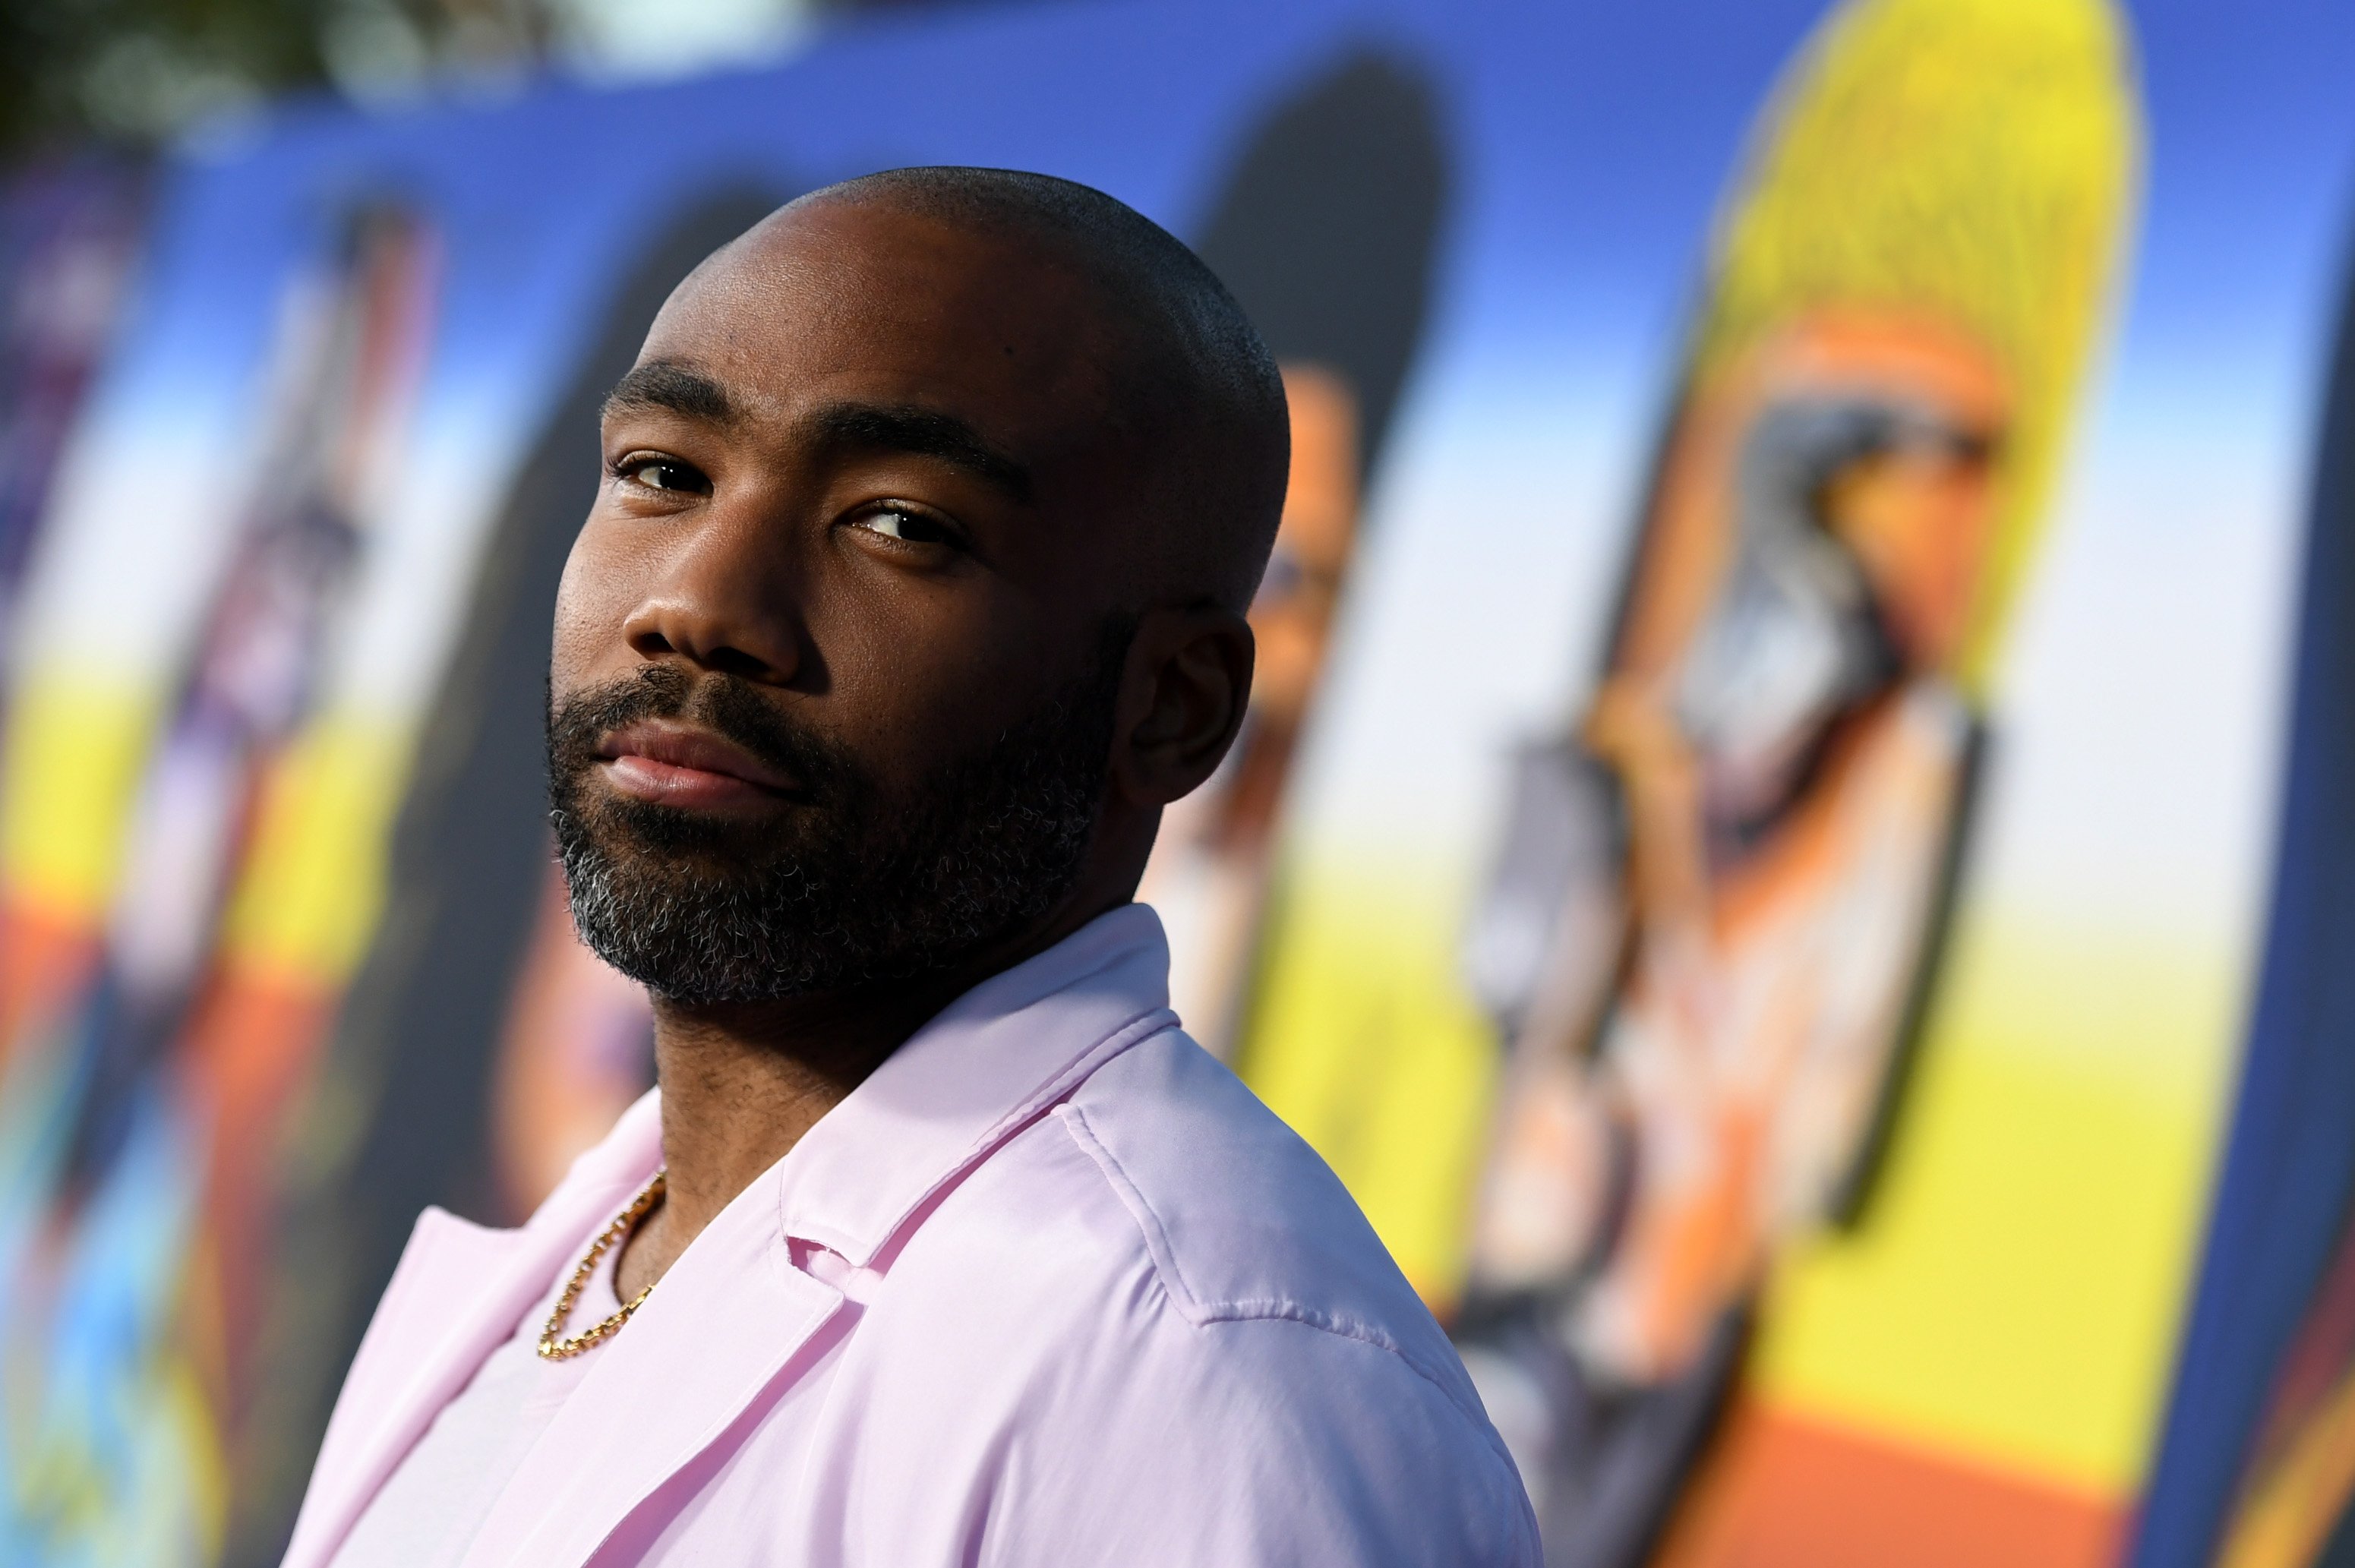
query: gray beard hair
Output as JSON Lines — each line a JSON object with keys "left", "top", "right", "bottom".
{"left": 547, "top": 626, "right": 1130, "bottom": 1005}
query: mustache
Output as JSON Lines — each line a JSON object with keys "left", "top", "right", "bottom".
{"left": 546, "top": 664, "right": 859, "bottom": 804}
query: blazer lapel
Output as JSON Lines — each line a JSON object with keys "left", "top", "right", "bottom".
{"left": 278, "top": 1207, "right": 561, "bottom": 1568}
{"left": 282, "top": 1095, "right": 665, "bottom": 1568}
{"left": 455, "top": 1170, "right": 848, "bottom": 1568}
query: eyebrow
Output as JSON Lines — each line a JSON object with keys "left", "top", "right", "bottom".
{"left": 602, "top": 359, "right": 740, "bottom": 424}
{"left": 804, "top": 401, "right": 1033, "bottom": 503}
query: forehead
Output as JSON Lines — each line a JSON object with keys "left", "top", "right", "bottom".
{"left": 638, "top": 200, "right": 1124, "bottom": 449}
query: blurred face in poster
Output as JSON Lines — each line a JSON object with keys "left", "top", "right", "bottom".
{"left": 1247, "top": 366, "right": 1360, "bottom": 746}
{"left": 1139, "top": 363, "right": 1361, "bottom": 1058}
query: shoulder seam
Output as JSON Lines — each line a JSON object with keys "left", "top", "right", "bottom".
{"left": 1053, "top": 1098, "right": 1497, "bottom": 1436}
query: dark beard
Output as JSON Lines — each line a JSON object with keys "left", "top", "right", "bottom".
{"left": 545, "top": 624, "right": 1130, "bottom": 1005}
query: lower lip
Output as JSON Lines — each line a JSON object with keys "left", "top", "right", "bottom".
{"left": 599, "top": 754, "right": 780, "bottom": 809}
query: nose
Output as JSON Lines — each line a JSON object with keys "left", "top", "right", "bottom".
{"left": 618, "top": 511, "right": 807, "bottom": 686}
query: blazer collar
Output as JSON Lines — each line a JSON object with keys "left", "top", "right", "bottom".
{"left": 771, "top": 901, "right": 1176, "bottom": 1268}
{"left": 453, "top": 1165, "right": 847, "bottom": 1568}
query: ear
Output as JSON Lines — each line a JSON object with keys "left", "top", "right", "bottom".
{"left": 1110, "top": 604, "right": 1255, "bottom": 806}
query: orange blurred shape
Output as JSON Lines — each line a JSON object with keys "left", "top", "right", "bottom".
{"left": 0, "top": 897, "right": 104, "bottom": 1071}
{"left": 184, "top": 962, "right": 337, "bottom": 1424}
{"left": 1656, "top": 1399, "right": 2120, "bottom": 1568}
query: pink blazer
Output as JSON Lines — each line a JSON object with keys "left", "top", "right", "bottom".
{"left": 280, "top": 906, "right": 1539, "bottom": 1566}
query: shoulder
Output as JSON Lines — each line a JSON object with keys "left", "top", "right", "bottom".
{"left": 878, "top": 1028, "right": 1539, "bottom": 1563}
{"left": 877, "top": 1028, "right": 1478, "bottom": 1400}
{"left": 1053, "top": 1029, "right": 1493, "bottom": 1421}
{"left": 892, "top": 1027, "right": 1507, "bottom": 1453}
{"left": 816, "top": 1028, "right": 1539, "bottom": 1564}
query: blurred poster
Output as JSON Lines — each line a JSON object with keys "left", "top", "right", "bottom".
{"left": 1, "top": 200, "right": 437, "bottom": 1563}
{"left": 1436, "top": 0, "right": 2135, "bottom": 1559}
{"left": 1140, "top": 50, "right": 1447, "bottom": 1058}
{"left": 0, "top": 160, "right": 145, "bottom": 680}
{"left": 0, "top": 1, "right": 2351, "bottom": 1566}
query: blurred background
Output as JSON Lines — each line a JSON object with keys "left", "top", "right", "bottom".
{"left": 1, "top": 1, "right": 2351, "bottom": 1566}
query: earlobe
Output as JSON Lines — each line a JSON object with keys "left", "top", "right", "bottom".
{"left": 1113, "top": 605, "right": 1255, "bottom": 807}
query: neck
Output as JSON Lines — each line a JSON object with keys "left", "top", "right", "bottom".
{"left": 611, "top": 978, "right": 958, "bottom": 1300}
{"left": 611, "top": 869, "right": 1146, "bottom": 1300}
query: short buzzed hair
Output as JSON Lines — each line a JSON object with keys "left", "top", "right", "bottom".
{"left": 791, "top": 166, "right": 1291, "bottom": 613}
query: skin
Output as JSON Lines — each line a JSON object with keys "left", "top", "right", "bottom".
{"left": 549, "top": 196, "right": 1261, "bottom": 1301}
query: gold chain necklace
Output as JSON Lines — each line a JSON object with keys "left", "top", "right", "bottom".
{"left": 538, "top": 1169, "right": 667, "bottom": 1361}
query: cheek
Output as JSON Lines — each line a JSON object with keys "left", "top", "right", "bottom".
{"left": 816, "top": 584, "right": 1059, "bottom": 765}
{"left": 550, "top": 520, "right": 633, "bottom": 693}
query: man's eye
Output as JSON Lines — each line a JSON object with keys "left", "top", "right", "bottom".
{"left": 620, "top": 458, "right": 706, "bottom": 493}
{"left": 856, "top": 506, "right": 956, "bottom": 546}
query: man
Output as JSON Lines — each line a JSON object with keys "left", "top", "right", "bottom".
{"left": 280, "top": 168, "right": 1539, "bottom": 1567}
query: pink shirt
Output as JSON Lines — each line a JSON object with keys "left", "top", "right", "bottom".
{"left": 282, "top": 905, "right": 1541, "bottom": 1567}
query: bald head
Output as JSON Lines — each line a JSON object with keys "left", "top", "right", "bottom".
{"left": 765, "top": 166, "right": 1292, "bottom": 613}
